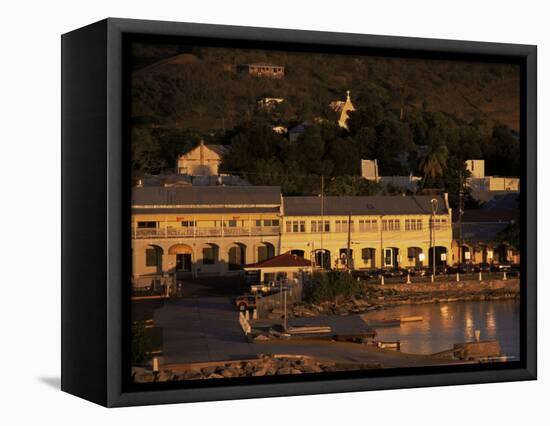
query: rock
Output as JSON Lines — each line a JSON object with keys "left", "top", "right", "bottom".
{"left": 290, "top": 368, "right": 303, "bottom": 375}
{"left": 221, "top": 367, "right": 241, "bottom": 378}
{"left": 276, "top": 367, "right": 292, "bottom": 375}
{"left": 254, "top": 334, "right": 270, "bottom": 341}
{"left": 303, "top": 364, "right": 323, "bottom": 374}
{"left": 206, "top": 373, "right": 224, "bottom": 379}
{"left": 201, "top": 366, "right": 217, "bottom": 375}
{"left": 157, "top": 369, "right": 174, "bottom": 382}
{"left": 180, "top": 369, "right": 203, "bottom": 380}
{"left": 133, "top": 371, "right": 155, "bottom": 383}
{"left": 252, "top": 369, "right": 267, "bottom": 377}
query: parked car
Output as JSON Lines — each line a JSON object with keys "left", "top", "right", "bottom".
{"left": 476, "top": 262, "right": 493, "bottom": 272}
{"left": 493, "top": 263, "right": 512, "bottom": 271}
{"left": 381, "top": 268, "right": 406, "bottom": 278}
{"left": 421, "top": 265, "right": 448, "bottom": 275}
{"left": 351, "top": 269, "right": 379, "bottom": 280}
{"left": 250, "top": 282, "right": 276, "bottom": 294}
{"left": 456, "top": 263, "right": 477, "bottom": 274}
{"left": 406, "top": 267, "right": 427, "bottom": 277}
{"left": 234, "top": 293, "right": 261, "bottom": 311}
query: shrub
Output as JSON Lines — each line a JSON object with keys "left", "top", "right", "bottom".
{"left": 131, "top": 320, "right": 153, "bottom": 365}
{"left": 304, "top": 271, "right": 362, "bottom": 304}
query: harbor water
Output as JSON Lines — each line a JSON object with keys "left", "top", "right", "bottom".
{"left": 363, "top": 300, "right": 520, "bottom": 358}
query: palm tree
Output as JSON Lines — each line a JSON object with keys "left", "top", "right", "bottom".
{"left": 419, "top": 143, "right": 448, "bottom": 188}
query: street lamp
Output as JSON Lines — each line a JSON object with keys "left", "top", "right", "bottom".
{"left": 430, "top": 198, "right": 439, "bottom": 282}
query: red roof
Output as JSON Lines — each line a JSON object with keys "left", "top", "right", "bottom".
{"left": 245, "top": 252, "right": 312, "bottom": 269}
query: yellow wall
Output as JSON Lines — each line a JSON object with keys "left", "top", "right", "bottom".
{"left": 131, "top": 209, "right": 453, "bottom": 279}
{"left": 280, "top": 213, "right": 452, "bottom": 269}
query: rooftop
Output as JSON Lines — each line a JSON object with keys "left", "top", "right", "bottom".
{"left": 132, "top": 186, "right": 281, "bottom": 207}
{"left": 245, "top": 252, "right": 312, "bottom": 269}
{"left": 283, "top": 195, "right": 448, "bottom": 216}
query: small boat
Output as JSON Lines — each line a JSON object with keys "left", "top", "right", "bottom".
{"left": 400, "top": 316, "right": 423, "bottom": 323}
{"left": 376, "top": 341, "right": 401, "bottom": 351}
{"left": 287, "top": 325, "right": 332, "bottom": 335}
{"left": 369, "top": 319, "right": 401, "bottom": 327}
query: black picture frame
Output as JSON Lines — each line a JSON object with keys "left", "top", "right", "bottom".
{"left": 61, "top": 17, "right": 537, "bottom": 407}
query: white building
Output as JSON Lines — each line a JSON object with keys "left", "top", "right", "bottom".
{"left": 330, "top": 90, "right": 355, "bottom": 129}
{"left": 465, "top": 159, "right": 520, "bottom": 202}
{"left": 361, "top": 159, "right": 421, "bottom": 192}
{"left": 176, "top": 141, "right": 229, "bottom": 176}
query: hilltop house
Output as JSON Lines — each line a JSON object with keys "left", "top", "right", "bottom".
{"left": 237, "top": 63, "right": 285, "bottom": 79}
{"left": 176, "top": 140, "right": 229, "bottom": 176}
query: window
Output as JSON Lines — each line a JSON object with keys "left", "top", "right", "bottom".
{"left": 202, "top": 245, "right": 218, "bottom": 265}
{"left": 286, "top": 220, "right": 305, "bottom": 233}
{"left": 311, "top": 220, "right": 330, "bottom": 232}
{"left": 430, "top": 218, "right": 448, "bottom": 230}
{"left": 358, "top": 219, "right": 377, "bottom": 232}
{"left": 382, "top": 219, "right": 400, "bottom": 232}
{"left": 405, "top": 219, "right": 423, "bottom": 231}
{"left": 255, "top": 220, "right": 262, "bottom": 227}
{"left": 362, "top": 248, "right": 374, "bottom": 260}
{"left": 335, "top": 220, "right": 354, "bottom": 233}
{"left": 137, "top": 221, "right": 157, "bottom": 229}
{"left": 261, "top": 219, "right": 280, "bottom": 227}
{"left": 145, "top": 248, "right": 160, "bottom": 267}
{"left": 224, "top": 220, "right": 237, "bottom": 228}
{"left": 181, "top": 220, "right": 196, "bottom": 227}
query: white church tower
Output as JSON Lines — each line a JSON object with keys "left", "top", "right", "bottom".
{"left": 330, "top": 90, "right": 356, "bottom": 129}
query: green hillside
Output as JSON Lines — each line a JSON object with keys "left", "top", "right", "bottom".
{"left": 131, "top": 43, "right": 520, "bottom": 132}
{"left": 129, "top": 42, "right": 521, "bottom": 206}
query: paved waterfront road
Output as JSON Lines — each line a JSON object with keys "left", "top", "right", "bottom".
{"left": 155, "top": 297, "right": 254, "bottom": 363}
{"left": 154, "top": 296, "right": 467, "bottom": 368}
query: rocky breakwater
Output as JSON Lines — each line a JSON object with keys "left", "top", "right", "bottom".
{"left": 290, "top": 278, "right": 519, "bottom": 318}
{"left": 132, "top": 354, "right": 382, "bottom": 383}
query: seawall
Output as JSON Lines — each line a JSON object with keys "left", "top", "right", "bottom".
{"left": 379, "top": 279, "right": 519, "bottom": 294}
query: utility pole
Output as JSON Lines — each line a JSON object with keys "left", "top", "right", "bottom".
{"left": 283, "top": 287, "right": 287, "bottom": 331}
{"left": 380, "top": 215, "right": 384, "bottom": 269}
{"left": 458, "top": 170, "right": 464, "bottom": 267}
{"left": 346, "top": 212, "right": 352, "bottom": 272}
{"left": 431, "top": 198, "right": 439, "bottom": 282}
{"left": 320, "top": 175, "right": 324, "bottom": 269}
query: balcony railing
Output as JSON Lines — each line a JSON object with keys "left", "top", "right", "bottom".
{"left": 132, "top": 226, "right": 280, "bottom": 239}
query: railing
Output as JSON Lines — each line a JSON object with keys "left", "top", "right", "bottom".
{"left": 132, "top": 226, "right": 280, "bottom": 239}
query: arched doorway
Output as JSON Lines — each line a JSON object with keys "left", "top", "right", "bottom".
{"left": 290, "top": 249, "right": 305, "bottom": 258}
{"left": 495, "top": 244, "right": 509, "bottom": 264}
{"left": 257, "top": 242, "right": 275, "bottom": 262}
{"left": 145, "top": 245, "right": 163, "bottom": 274}
{"left": 407, "top": 247, "right": 423, "bottom": 267}
{"left": 168, "top": 244, "right": 193, "bottom": 273}
{"left": 339, "top": 248, "right": 354, "bottom": 269}
{"left": 460, "top": 245, "right": 472, "bottom": 264}
{"left": 383, "top": 247, "right": 399, "bottom": 268}
{"left": 361, "top": 248, "right": 376, "bottom": 268}
{"left": 201, "top": 243, "right": 219, "bottom": 265}
{"left": 429, "top": 246, "right": 448, "bottom": 267}
{"left": 228, "top": 243, "right": 247, "bottom": 270}
{"left": 313, "top": 249, "right": 331, "bottom": 270}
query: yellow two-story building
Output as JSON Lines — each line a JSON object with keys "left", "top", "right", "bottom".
{"left": 131, "top": 186, "right": 453, "bottom": 286}
{"left": 280, "top": 195, "right": 452, "bottom": 270}
{"left": 131, "top": 186, "right": 283, "bottom": 284}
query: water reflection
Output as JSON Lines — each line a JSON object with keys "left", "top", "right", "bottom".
{"left": 363, "top": 300, "right": 520, "bottom": 358}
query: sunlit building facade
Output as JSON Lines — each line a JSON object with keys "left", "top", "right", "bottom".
{"left": 131, "top": 186, "right": 453, "bottom": 285}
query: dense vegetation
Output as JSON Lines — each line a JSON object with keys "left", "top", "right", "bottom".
{"left": 303, "top": 271, "right": 363, "bottom": 304}
{"left": 130, "top": 43, "right": 521, "bottom": 207}
{"left": 131, "top": 321, "right": 153, "bottom": 365}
